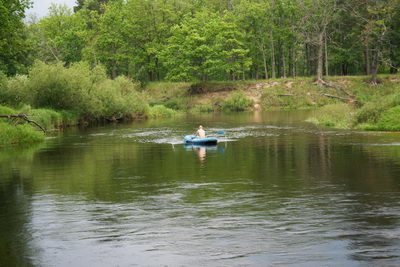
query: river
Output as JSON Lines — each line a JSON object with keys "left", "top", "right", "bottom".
{"left": 1, "top": 111, "right": 400, "bottom": 266}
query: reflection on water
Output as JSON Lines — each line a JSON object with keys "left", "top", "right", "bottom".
{"left": 184, "top": 144, "right": 220, "bottom": 162}
{"left": 0, "top": 111, "right": 400, "bottom": 266}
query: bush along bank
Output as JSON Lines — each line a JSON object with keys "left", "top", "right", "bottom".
{"left": 305, "top": 76, "right": 400, "bottom": 131}
{"left": 0, "top": 61, "right": 150, "bottom": 145}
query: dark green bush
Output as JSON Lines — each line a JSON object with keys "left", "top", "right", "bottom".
{"left": 191, "top": 104, "right": 214, "bottom": 113}
{"left": 355, "top": 93, "right": 400, "bottom": 124}
{"left": 148, "top": 105, "right": 177, "bottom": 118}
{"left": 376, "top": 106, "right": 400, "bottom": 131}
{"left": 1, "top": 61, "right": 149, "bottom": 121}
{"left": 222, "top": 91, "right": 253, "bottom": 111}
{"left": 0, "top": 122, "right": 44, "bottom": 145}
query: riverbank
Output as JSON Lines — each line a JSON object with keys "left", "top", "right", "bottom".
{"left": 1, "top": 62, "right": 400, "bottom": 146}
{"left": 145, "top": 75, "right": 400, "bottom": 130}
{"left": 0, "top": 61, "right": 149, "bottom": 145}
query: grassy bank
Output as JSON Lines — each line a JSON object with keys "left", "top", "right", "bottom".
{"left": 144, "top": 75, "right": 400, "bottom": 131}
{"left": 1, "top": 66, "right": 400, "bottom": 145}
{"left": 0, "top": 61, "right": 156, "bottom": 145}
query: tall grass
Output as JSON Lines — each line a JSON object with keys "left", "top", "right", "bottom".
{"left": 355, "top": 93, "right": 400, "bottom": 124}
{"left": 0, "top": 122, "right": 44, "bottom": 145}
{"left": 307, "top": 103, "right": 356, "bottom": 129}
{"left": 148, "top": 105, "right": 177, "bottom": 118}
{"left": 222, "top": 91, "right": 253, "bottom": 111}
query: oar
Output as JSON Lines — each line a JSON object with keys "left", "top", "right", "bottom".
{"left": 208, "top": 131, "right": 225, "bottom": 137}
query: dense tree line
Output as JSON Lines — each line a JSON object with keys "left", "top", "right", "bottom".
{"left": 1, "top": 0, "right": 400, "bottom": 83}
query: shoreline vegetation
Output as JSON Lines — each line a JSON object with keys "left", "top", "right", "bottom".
{"left": 1, "top": 1, "right": 400, "bottom": 145}
{"left": 1, "top": 62, "right": 399, "bottom": 145}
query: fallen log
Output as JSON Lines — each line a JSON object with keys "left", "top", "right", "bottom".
{"left": 316, "top": 79, "right": 355, "bottom": 98}
{"left": 321, "top": 94, "right": 359, "bottom": 105}
{"left": 278, "top": 94, "right": 294, "bottom": 97}
{"left": 0, "top": 114, "right": 46, "bottom": 133}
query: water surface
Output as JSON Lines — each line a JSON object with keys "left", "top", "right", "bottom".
{"left": 1, "top": 111, "right": 400, "bottom": 266}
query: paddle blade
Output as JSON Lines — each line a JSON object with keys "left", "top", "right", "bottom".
{"left": 217, "top": 131, "right": 225, "bottom": 135}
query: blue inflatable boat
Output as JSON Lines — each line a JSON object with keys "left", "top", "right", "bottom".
{"left": 184, "top": 135, "right": 218, "bottom": 145}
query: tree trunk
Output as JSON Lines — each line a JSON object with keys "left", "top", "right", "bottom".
{"left": 316, "top": 32, "right": 324, "bottom": 81}
{"left": 305, "top": 43, "right": 309, "bottom": 76}
{"left": 324, "top": 31, "right": 329, "bottom": 76}
{"left": 370, "top": 49, "right": 379, "bottom": 85}
{"left": 270, "top": 28, "right": 276, "bottom": 79}
{"left": 281, "top": 46, "right": 287, "bottom": 78}
{"left": 260, "top": 38, "right": 268, "bottom": 79}
{"left": 292, "top": 45, "right": 296, "bottom": 77}
{"left": 365, "top": 45, "right": 371, "bottom": 75}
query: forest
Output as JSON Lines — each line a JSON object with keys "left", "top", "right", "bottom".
{"left": 1, "top": 0, "right": 400, "bottom": 84}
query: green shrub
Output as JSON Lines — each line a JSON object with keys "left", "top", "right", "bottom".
{"left": 93, "top": 76, "right": 149, "bottom": 119}
{"left": 163, "top": 98, "right": 189, "bottom": 110}
{"left": 375, "top": 106, "right": 400, "bottom": 131}
{"left": 29, "top": 109, "right": 62, "bottom": 130}
{"left": 355, "top": 93, "right": 400, "bottom": 124}
{"left": 0, "top": 122, "right": 44, "bottom": 145}
{"left": 191, "top": 104, "right": 214, "bottom": 113}
{"left": 0, "top": 105, "right": 17, "bottom": 123}
{"left": 1, "top": 75, "right": 31, "bottom": 107}
{"left": 59, "top": 110, "right": 80, "bottom": 126}
{"left": 307, "top": 103, "right": 355, "bottom": 129}
{"left": 222, "top": 91, "right": 253, "bottom": 112}
{"left": 148, "top": 105, "right": 177, "bottom": 118}
{"left": 28, "top": 61, "right": 93, "bottom": 112}
{"left": 0, "top": 105, "right": 17, "bottom": 115}
{"left": 15, "top": 61, "right": 148, "bottom": 121}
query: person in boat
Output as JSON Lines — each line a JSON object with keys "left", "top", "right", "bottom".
{"left": 196, "top": 125, "right": 206, "bottom": 138}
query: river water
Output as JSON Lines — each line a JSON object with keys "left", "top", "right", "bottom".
{"left": 1, "top": 111, "right": 400, "bottom": 266}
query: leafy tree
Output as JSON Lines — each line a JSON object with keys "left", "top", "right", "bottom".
{"left": 296, "top": 0, "right": 340, "bottom": 82}
{"left": 0, "top": 0, "right": 32, "bottom": 75}
{"left": 74, "top": 0, "right": 110, "bottom": 13}
{"left": 27, "top": 4, "right": 87, "bottom": 65}
{"left": 161, "top": 9, "right": 250, "bottom": 81}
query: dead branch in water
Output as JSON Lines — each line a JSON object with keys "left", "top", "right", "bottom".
{"left": 0, "top": 114, "right": 46, "bottom": 133}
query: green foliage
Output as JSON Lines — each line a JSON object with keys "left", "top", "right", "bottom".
{"left": 0, "top": 74, "right": 31, "bottom": 107}
{"left": 191, "top": 104, "right": 215, "bottom": 113}
{"left": 307, "top": 103, "right": 356, "bottom": 129}
{"left": 148, "top": 105, "right": 177, "bottom": 118}
{"left": 27, "top": 4, "right": 87, "bottom": 65}
{"left": 162, "top": 98, "right": 189, "bottom": 111}
{"left": 222, "top": 91, "right": 253, "bottom": 112}
{"left": 375, "top": 106, "right": 400, "bottom": 131}
{"left": 161, "top": 9, "right": 251, "bottom": 81}
{"left": 59, "top": 110, "right": 80, "bottom": 126}
{"left": 0, "top": 105, "right": 17, "bottom": 116}
{"left": 261, "top": 82, "right": 335, "bottom": 110}
{"left": 22, "top": 61, "right": 147, "bottom": 119}
{"left": 93, "top": 76, "right": 149, "bottom": 119}
{"left": 355, "top": 93, "right": 400, "bottom": 124}
{"left": 0, "top": 122, "right": 44, "bottom": 145}
{"left": 27, "top": 61, "right": 92, "bottom": 111}
{"left": 29, "top": 109, "right": 62, "bottom": 130}
{"left": 0, "top": 0, "right": 32, "bottom": 75}
{"left": 0, "top": 61, "right": 149, "bottom": 124}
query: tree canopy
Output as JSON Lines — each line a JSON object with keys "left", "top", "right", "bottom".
{"left": 2, "top": 0, "right": 400, "bottom": 82}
